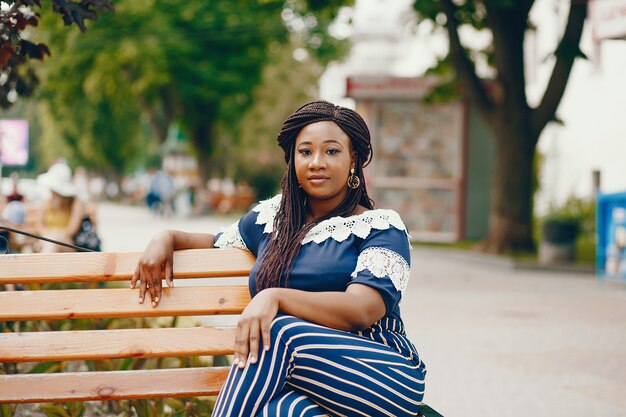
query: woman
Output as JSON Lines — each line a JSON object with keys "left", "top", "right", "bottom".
{"left": 37, "top": 162, "right": 85, "bottom": 252}
{"left": 133, "top": 100, "right": 426, "bottom": 416}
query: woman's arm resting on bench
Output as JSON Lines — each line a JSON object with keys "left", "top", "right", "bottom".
{"left": 233, "top": 285, "right": 386, "bottom": 368}
{"left": 131, "top": 230, "right": 216, "bottom": 306}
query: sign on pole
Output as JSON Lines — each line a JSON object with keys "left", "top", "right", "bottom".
{"left": 0, "top": 119, "right": 29, "bottom": 166}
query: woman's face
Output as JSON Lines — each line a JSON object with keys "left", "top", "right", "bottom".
{"left": 294, "top": 121, "right": 354, "bottom": 208}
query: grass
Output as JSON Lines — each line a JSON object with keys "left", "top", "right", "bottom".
{"left": 575, "top": 235, "right": 596, "bottom": 264}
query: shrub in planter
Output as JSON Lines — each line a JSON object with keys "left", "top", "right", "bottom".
{"left": 539, "top": 197, "right": 591, "bottom": 264}
{"left": 542, "top": 219, "right": 579, "bottom": 244}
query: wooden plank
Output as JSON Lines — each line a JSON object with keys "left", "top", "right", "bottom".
{"left": 0, "top": 286, "right": 251, "bottom": 321}
{"left": 0, "top": 367, "right": 230, "bottom": 403}
{"left": 0, "top": 327, "right": 236, "bottom": 362}
{"left": 0, "top": 248, "right": 255, "bottom": 284}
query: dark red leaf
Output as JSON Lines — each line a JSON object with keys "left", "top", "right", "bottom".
{"left": 0, "top": 45, "right": 16, "bottom": 68}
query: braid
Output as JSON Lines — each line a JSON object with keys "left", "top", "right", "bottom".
{"left": 256, "top": 100, "right": 375, "bottom": 292}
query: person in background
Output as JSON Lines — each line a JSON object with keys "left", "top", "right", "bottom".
{"left": 5, "top": 172, "right": 24, "bottom": 204}
{"left": 1, "top": 172, "right": 26, "bottom": 225}
{"left": 1, "top": 172, "right": 27, "bottom": 256}
{"left": 146, "top": 167, "right": 176, "bottom": 216}
{"left": 37, "top": 162, "right": 85, "bottom": 253}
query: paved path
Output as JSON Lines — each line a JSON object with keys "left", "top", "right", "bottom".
{"left": 97, "top": 203, "right": 626, "bottom": 417}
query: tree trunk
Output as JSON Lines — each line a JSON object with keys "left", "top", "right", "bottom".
{"left": 189, "top": 119, "right": 214, "bottom": 186}
{"left": 479, "top": 116, "right": 538, "bottom": 253}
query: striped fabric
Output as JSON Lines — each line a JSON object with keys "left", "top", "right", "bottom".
{"left": 260, "top": 389, "right": 327, "bottom": 417}
{"left": 213, "top": 315, "right": 426, "bottom": 417}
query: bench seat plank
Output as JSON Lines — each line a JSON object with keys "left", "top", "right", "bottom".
{"left": 0, "top": 286, "right": 251, "bottom": 321}
{"left": 0, "top": 248, "right": 255, "bottom": 284}
{"left": 0, "top": 367, "right": 229, "bottom": 403}
{"left": 0, "top": 326, "right": 236, "bottom": 362}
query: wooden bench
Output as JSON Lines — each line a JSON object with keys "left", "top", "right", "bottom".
{"left": 0, "top": 248, "right": 442, "bottom": 416}
{"left": 0, "top": 248, "right": 254, "bottom": 404}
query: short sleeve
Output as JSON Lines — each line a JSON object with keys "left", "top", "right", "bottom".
{"left": 214, "top": 195, "right": 281, "bottom": 256}
{"left": 214, "top": 209, "right": 264, "bottom": 256}
{"left": 349, "top": 226, "right": 411, "bottom": 315}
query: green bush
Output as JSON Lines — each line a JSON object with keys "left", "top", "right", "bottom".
{"left": 542, "top": 219, "right": 579, "bottom": 244}
{"left": 540, "top": 196, "right": 596, "bottom": 263}
{"left": 542, "top": 196, "right": 595, "bottom": 239}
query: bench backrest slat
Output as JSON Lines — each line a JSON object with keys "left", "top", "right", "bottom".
{"left": 0, "top": 248, "right": 256, "bottom": 284}
{"left": 0, "top": 326, "right": 236, "bottom": 362}
{"left": 0, "top": 286, "right": 251, "bottom": 321}
{"left": 0, "top": 367, "right": 229, "bottom": 403}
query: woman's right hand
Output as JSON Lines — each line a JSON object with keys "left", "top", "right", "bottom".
{"left": 131, "top": 230, "right": 175, "bottom": 307}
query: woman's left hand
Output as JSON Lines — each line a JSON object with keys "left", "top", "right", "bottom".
{"left": 233, "top": 288, "right": 279, "bottom": 368}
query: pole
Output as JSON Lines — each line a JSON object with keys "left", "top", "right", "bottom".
{"left": 592, "top": 169, "right": 601, "bottom": 199}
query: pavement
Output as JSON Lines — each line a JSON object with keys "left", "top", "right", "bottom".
{"left": 97, "top": 202, "right": 626, "bottom": 417}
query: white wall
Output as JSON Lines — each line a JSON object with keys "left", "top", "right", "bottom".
{"left": 530, "top": 0, "right": 626, "bottom": 213}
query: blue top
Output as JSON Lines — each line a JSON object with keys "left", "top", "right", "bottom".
{"left": 215, "top": 194, "right": 420, "bottom": 363}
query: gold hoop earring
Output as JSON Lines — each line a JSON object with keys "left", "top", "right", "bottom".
{"left": 347, "top": 168, "right": 360, "bottom": 189}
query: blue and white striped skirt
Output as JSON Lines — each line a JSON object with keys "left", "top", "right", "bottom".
{"left": 213, "top": 315, "right": 426, "bottom": 417}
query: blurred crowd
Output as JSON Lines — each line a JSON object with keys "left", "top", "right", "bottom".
{"left": 0, "top": 160, "right": 257, "bottom": 254}
{"left": 119, "top": 169, "right": 256, "bottom": 218}
{"left": 0, "top": 161, "right": 102, "bottom": 254}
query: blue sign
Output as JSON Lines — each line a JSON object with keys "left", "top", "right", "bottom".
{"left": 597, "top": 191, "right": 626, "bottom": 281}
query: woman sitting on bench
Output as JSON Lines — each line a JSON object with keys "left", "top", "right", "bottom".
{"left": 133, "top": 101, "right": 427, "bottom": 416}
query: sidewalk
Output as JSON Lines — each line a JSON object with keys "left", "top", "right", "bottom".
{"left": 97, "top": 202, "right": 236, "bottom": 252}
{"left": 98, "top": 203, "right": 626, "bottom": 417}
{"left": 407, "top": 247, "right": 626, "bottom": 417}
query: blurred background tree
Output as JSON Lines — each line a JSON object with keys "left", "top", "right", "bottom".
{"left": 25, "top": 0, "right": 349, "bottom": 181}
{"left": 413, "top": 0, "right": 587, "bottom": 253}
{"left": 0, "top": 0, "right": 114, "bottom": 108}
{"left": 231, "top": 41, "right": 327, "bottom": 199}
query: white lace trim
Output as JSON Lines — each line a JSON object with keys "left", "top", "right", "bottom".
{"left": 252, "top": 194, "right": 410, "bottom": 245}
{"left": 351, "top": 247, "right": 410, "bottom": 293}
{"left": 302, "top": 210, "right": 407, "bottom": 244}
{"left": 214, "top": 220, "right": 248, "bottom": 251}
{"left": 252, "top": 194, "right": 282, "bottom": 234}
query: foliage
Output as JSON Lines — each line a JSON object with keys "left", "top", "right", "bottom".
{"left": 32, "top": 0, "right": 349, "bottom": 179}
{"left": 539, "top": 196, "right": 595, "bottom": 262}
{"left": 0, "top": 0, "right": 114, "bottom": 108}
{"left": 131, "top": 397, "right": 214, "bottom": 417}
{"left": 411, "top": 0, "right": 588, "bottom": 252}
{"left": 0, "top": 404, "right": 17, "bottom": 417}
{"left": 543, "top": 196, "right": 595, "bottom": 239}
{"left": 232, "top": 40, "right": 325, "bottom": 199}
{"left": 38, "top": 402, "right": 85, "bottom": 417}
{"left": 540, "top": 196, "right": 595, "bottom": 248}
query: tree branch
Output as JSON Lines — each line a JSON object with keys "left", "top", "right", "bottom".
{"left": 531, "top": 0, "right": 587, "bottom": 139}
{"left": 519, "top": 0, "right": 536, "bottom": 19}
{"left": 440, "top": 0, "right": 493, "bottom": 115}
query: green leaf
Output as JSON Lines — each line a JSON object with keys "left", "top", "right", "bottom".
{"left": 51, "top": 0, "right": 115, "bottom": 31}
{"left": 0, "top": 404, "right": 17, "bottom": 417}
{"left": 27, "top": 361, "right": 60, "bottom": 374}
{"left": 37, "top": 404, "right": 70, "bottom": 417}
{"left": 119, "top": 358, "right": 133, "bottom": 371}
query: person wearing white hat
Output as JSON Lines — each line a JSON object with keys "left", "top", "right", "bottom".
{"left": 36, "top": 162, "right": 86, "bottom": 252}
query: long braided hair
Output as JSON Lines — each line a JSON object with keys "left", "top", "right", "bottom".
{"left": 255, "top": 100, "right": 375, "bottom": 292}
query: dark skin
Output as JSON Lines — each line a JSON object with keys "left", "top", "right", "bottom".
{"left": 132, "top": 121, "right": 386, "bottom": 368}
